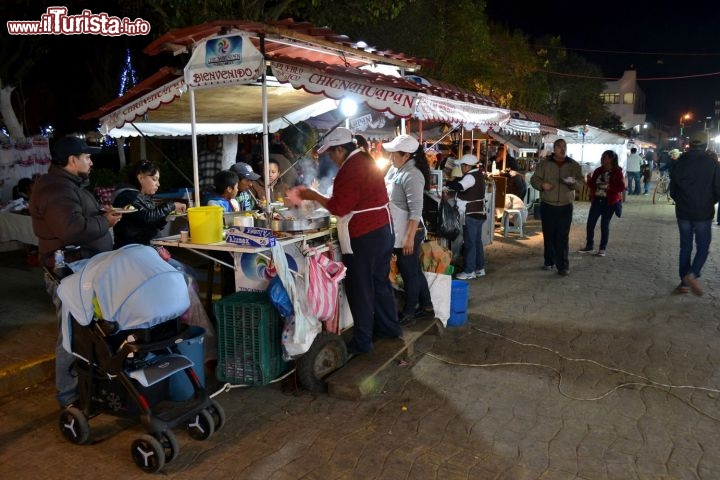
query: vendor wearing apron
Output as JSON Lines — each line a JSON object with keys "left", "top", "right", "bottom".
{"left": 383, "top": 134, "right": 434, "bottom": 326}
{"left": 446, "top": 154, "right": 488, "bottom": 280}
{"left": 295, "top": 127, "right": 400, "bottom": 355}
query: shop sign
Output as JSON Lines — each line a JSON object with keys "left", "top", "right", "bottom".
{"left": 184, "top": 34, "right": 264, "bottom": 88}
{"left": 100, "top": 77, "right": 186, "bottom": 133}
{"left": 271, "top": 60, "right": 417, "bottom": 118}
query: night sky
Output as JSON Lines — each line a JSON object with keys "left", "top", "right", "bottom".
{"left": 486, "top": 0, "right": 720, "bottom": 129}
{"left": 4, "top": 2, "right": 720, "bottom": 135}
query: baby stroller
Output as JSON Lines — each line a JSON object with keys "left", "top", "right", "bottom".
{"left": 55, "top": 244, "right": 225, "bottom": 473}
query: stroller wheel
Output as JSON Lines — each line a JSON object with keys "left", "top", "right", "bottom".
{"left": 186, "top": 409, "right": 215, "bottom": 441}
{"left": 207, "top": 399, "right": 226, "bottom": 432}
{"left": 131, "top": 434, "right": 166, "bottom": 473}
{"left": 155, "top": 430, "right": 180, "bottom": 463}
{"left": 58, "top": 406, "right": 90, "bottom": 445}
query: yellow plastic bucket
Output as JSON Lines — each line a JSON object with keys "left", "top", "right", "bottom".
{"left": 187, "top": 206, "right": 223, "bottom": 244}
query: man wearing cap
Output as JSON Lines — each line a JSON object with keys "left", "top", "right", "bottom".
{"left": 293, "top": 127, "right": 400, "bottom": 355}
{"left": 30, "top": 136, "right": 122, "bottom": 409}
{"left": 446, "top": 153, "right": 488, "bottom": 280}
{"left": 669, "top": 131, "right": 720, "bottom": 295}
{"left": 229, "top": 161, "right": 261, "bottom": 211}
{"left": 530, "top": 138, "right": 585, "bottom": 276}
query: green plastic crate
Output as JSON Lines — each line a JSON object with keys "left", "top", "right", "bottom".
{"left": 214, "top": 291, "right": 288, "bottom": 386}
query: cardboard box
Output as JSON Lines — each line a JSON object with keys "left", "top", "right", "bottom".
{"left": 225, "top": 227, "right": 276, "bottom": 248}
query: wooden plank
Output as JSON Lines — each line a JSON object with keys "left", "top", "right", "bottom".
{"left": 327, "top": 316, "right": 439, "bottom": 400}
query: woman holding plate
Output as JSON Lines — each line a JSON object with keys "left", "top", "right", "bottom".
{"left": 111, "top": 160, "right": 187, "bottom": 248}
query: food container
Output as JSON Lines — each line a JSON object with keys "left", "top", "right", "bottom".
{"left": 187, "top": 206, "right": 223, "bottom": 244}
{"left": 233, "top": 213, "right": 254, "bottom": 227}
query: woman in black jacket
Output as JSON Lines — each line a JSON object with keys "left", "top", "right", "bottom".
{"left": 111, "top": 160, "right": 186, "bottom": 248}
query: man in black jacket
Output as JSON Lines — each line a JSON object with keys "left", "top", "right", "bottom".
{"left": 669, "top": 131, "right": 720, "bottom": 295}
{"left": 30, "top": 136, "right": 122, "bottom": 408}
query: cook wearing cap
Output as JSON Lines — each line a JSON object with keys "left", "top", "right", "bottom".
{"left": 445, "top": 153, "right": 488, "bottom": 280}
{"left": 292, "top": 127, "right": 401, "bottom": 355}
{"left": 230, "top": 161, "right": 261, "bottom": 211}
{"left": 382, "top": 134, "right": 434, "bottom": 325}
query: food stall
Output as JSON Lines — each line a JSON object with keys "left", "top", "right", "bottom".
{"left": 83, "top": 19, "right": 518, "bottom": 393}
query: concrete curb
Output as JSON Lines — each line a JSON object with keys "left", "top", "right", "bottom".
{"left": 0, "top": 353, "right": 54, "bottom": 397}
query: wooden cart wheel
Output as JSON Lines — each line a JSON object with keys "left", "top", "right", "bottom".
{"left": 297, "top": 332, "right": 347, "bottom": 392}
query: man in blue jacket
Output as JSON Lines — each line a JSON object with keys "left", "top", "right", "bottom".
{"left": 669, "top": 131, "right": 720, "bottom": 295}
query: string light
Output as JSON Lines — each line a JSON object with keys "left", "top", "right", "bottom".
{"left": 540, "top": 44, "right": 720, "bottom": 57}
{"left": 118, "top": 47, "right": 138, "bottom": 97}
{"left": 535, "top": 69, "right": 720, "bottom": 81}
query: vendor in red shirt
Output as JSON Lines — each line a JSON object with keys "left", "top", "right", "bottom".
{"left": 294, "top": 127, "right": 400, "bottom": 356}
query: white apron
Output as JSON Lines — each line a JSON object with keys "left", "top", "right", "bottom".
{"left": 389, "top": 202, "right": 409, "bottom": 248}
{"left": 337, "top": 203, "right": 392, "bottom": 254}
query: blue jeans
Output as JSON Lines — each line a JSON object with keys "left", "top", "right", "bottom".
{"left": 584, "top": 198, "right": 615, "bottom": 250}
{"left": 677, "top": 219, "right": 712, "bottom": 281}
{"left": 462, "top": 215, "right": 486, "bottom": 273}
{"left": 45, "top": 273, "right": 78, "bottom": 407}
{"left": 395, "top": 229, "right": 432, "bottom": 316}
{"left": 627, "top": 171, "right": 642, "bottom": 195}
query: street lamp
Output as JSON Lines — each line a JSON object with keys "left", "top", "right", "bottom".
{"left": 679, "top": 112, "right": 692, "bottom": 137}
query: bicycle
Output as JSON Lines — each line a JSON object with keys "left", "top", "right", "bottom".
{"left": 652, "top": 172, "right": 672, "bottom": 204}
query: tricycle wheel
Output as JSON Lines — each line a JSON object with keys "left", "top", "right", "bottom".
{"left": 297, "top": 332, "right": 347, "bottom": 392}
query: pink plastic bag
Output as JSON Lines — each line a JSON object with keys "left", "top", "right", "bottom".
{"left": 306, "top": 250, "right": 346, "bottom": 323}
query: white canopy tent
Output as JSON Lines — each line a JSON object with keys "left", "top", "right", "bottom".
{"left": 543, "top": 125, "right": 632, "bottom": 173}
{"left": 85, "top": 20, "right": 515, "bottom": 204}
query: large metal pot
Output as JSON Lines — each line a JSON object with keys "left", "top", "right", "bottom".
{"left": 255, "top": 213, "right": 331, "bottom": 232}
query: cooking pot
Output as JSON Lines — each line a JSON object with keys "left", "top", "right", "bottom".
{"left": 255, "top": 214, "right": 331, "bottom": 232}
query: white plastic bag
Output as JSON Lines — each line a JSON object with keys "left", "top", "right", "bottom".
{"left": 272, "top": 245, "right": 321, "bottom": 359}
{"left": 423, "top": 272, "right": 451, "bottom": 327}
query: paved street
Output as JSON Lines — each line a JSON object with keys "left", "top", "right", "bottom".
{"left": 2, "top": 193, "right": 720, "bottom": 479}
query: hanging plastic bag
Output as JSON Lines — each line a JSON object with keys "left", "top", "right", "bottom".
{"left": 437, "top": 198, "right": 461, "bottom": 241}
{"left": 281, "top": 275, "right": 321, "bottom": 359}
{"left": 268, "top": 275, "right": 294, "bottom": 317}
{"left": 271, "top": 244, "right": 321, "bottom": 359}
{"left": 306, "top": 249, "right": 346, "bottom": 323}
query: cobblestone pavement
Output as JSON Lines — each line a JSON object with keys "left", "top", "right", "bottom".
{"left": 2, "top": 193, "right": 720, "bottom": 479}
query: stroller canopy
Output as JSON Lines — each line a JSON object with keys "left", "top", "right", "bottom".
{"left": 58, "top": 245, "right": 191, "bottom": 352}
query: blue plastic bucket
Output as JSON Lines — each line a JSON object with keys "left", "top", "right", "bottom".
{"left": 450, "top": 280, "right": 469, "bottom": 312}
{"left": 447, "top": 310, "right": 467, "bottom": 327}
{"left": 448, "top": 280, "right": 469, "bottom": 326}
{"left": 168, "top": 326, "right": 206, "bottom": 401}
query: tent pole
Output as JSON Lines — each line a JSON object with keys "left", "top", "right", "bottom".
{"left": 189, "top": 87, "right": 200, "bottom": 207}
{"left": 261, "top": 34, "right": 271, "bottom": 210}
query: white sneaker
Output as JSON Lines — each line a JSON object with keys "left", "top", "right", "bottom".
{"left": 455, "top": 271, "right": 476, "bottom": 280}
{"left": 475, "top": 269, "right": 486, "bottom": 277}
{"left": 595, "top": 250, "right": 606, "bottom": 257}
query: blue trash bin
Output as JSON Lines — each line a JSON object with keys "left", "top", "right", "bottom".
{"left": 448, "top": 280, "right": 469, "bottom": 326}
{"left": 168, "top": 326, "right": 206, "bottom": 401}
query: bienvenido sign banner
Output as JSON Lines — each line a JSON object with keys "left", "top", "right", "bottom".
{"left": 184, "top": 34, "right": 264, "bottom": 88}
{"left": 270, "top": 60, "right": 417, "bottom": 118}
